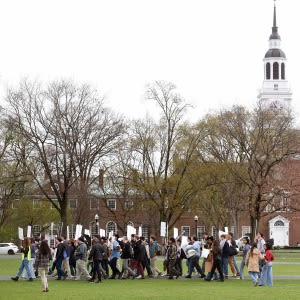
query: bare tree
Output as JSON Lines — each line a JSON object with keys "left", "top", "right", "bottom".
{"left": 7, "top": 79, "right": 124, "bottom": 234}
{"left": 203, "top": 104, "right": 299, "bottom": 240}
{"left": 124, "top": 81, "right": 204, "bottom": 235}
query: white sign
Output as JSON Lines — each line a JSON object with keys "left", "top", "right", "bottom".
{"left": 201, "top": 248, "right": 210, "bottom": 258}
{"left": 100, "top": 229, "right": 106, "bottom": 237}
{"left": 27, "top": 225, "right": 31, "bottom": 238}
{"left": 75, "top": 224, "right": 83, "bottom": 240}
{"left": 126, "top": 225, "right": 136, "bottom": 240}
{"left": 18, "top": 227, "right": 24, "bottom": 240}
{"left": 173, "top": 227, "right": 178, "bottom": 239}
{"left": 84, "top": 229, "right": 90, "bottom": 236}
{"left": 138, "top": 226, "right": 142, "bottom": 237}
{"left": 67, "top": 226, "right": 70, "bottom": 240}
{"left": 181, "top": 236, "right": 188, "bottom": 247}
{"left": 160, "top": 222, "right": 167, "bottom": 237}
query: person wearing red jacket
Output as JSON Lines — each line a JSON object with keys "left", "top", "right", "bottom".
{"left": 259, "top": 243, "right": 274, "bottom": 287}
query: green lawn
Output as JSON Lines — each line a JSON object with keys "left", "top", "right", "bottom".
{"left": 0, "top": 279, "right": 299, "bottom": 300}
{"left": 0, "top": 252, "right": 300, "bottom": 300}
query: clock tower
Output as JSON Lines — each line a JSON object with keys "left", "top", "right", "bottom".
{"left": 258, "top": 1, "right": 292, "bottom": 109}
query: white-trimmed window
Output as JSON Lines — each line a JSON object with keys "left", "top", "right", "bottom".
{"left": 68, "top": 224, "right": 76, "bottom": 238}
{"left": 107, "top": 199, "right": 116, "bottom": 210}
{"left": 230, "top": 226, "right": 236, "bottom": 235}
{"left": 212, "top": 226, "right": 218, "bottom": 240}
{"left": 32, "top": 225, "right": 41, "bottom": 237}
{"left": 33, "top": 199, "right": 41, "bottom": 209}
{"left": 106, "top": 221, "right": 117, "bottom": 235}
{"left": 124, "top": 199, "right": 134, "bottom": 209}
{"left": 12, "top": 199, "right": 20, "bottom": 209}
{"left": 50, "top": 199, "right": 58, "bottom": 209}
{"left": 69, "top": 199, "right": 77, "bottom": 209}
{"left": 90, "top": 198, "right": 99, "bottom": 210}
{"left": 142, "top": 225, "right": 149, "bottom": 240}
{"left": 181, "top": 226, "right": 190, "bottom": 237}
{"left": 242, "top": 226, "right": 251, "bottom": 236}
{"left": 196, "top": 226, "right": 206, "bottom": 240}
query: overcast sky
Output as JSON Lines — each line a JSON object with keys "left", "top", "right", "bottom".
{"left": 0, "top": 0, "right": 299, "bottom": 122}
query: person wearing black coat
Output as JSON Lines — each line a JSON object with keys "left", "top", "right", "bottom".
{"left": 88, "top": 235, "right": 105, "bottom": 283}
{"left": 131, "top": 235, "right": 145, "bottom": 279}
{"left": 120, "top": 237, "right": 135, "bottom": 279}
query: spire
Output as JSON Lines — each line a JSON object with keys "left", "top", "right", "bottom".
{"left": 270, "top": 0, "right": 280, "bottom": 40}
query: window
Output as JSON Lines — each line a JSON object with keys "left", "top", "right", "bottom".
{"left": 196, "top": 226, "right": 206, "bottom": 240}
{"left": 107, "top": 199, "right": 116, "bottom": 210}
{"left": 212, "top": 226, "right": 218, "bottom": 240}
{"left": 142, "top": 225, "right": 149, "bottom": 240}
{"left": 50, "top": 199, "right": 58, "bottom": 209}
{"left": 90, "top": 198, "right": 99, "bottom": 210}
{"left": 230, "top": 226, "right": 236, "bottom": 235}
{"left": 273, "top": 62, "right": 279, "bottom": 79}
{"left": 274, "top": 220, "right": 284, "bottom": 226}
{"left": 68, "top": 224, "right": 76, "bottom": 238}
{"left": 32, "top": 225, "right": 41, "bottom": 237}
{"left": 124, "top": 199, "right": 134, "bottom": 209}
{"left": 242, "top": 226, "right": 251, "bottom": 236}
{"left": 33, "top": 199, "right": 41, "bottom": 209}
{"left": 106, "top": 221, "right": 117, "bottom": 235}
{"left": 181, "top": 226, "right": 190, "bottom": 237}
{"left": 281, "top": 63, "right": 285, "bottom": 79}
{"left": 266, "top": 62, "right": 271, "bottom": 79}
{"left": 69, "top": 199, "right": 77, "bottom": 209}
{"left": 12, "top": 199, "right": 20, "bottom": 209}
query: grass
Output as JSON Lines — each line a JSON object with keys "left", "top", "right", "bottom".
{"left": 0, "top": 251, "right": 300, "bottom": 300}
{"left": 0, "top": 279, "right": 300, "bottom": 300}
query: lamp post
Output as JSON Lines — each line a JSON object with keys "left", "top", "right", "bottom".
{"left": 194, "top": 215, "right": 198, "bottom": 238}
{"left": 95, "top": 214, "right": 99, "bottom": 236}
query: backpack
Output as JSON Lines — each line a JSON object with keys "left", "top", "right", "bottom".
{"left": 156, "top": 243, "right": 162, "bottom": 256}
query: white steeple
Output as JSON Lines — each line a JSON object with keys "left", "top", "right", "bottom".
{"left": 258, "top": 1, "right": 292, "bottom": 109}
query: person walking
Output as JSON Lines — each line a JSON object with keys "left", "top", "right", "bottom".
{"left": 88, "top": 235, "right": 105, "bottom": 283}
{"left": 204, "top": 240, "right": 224, "bottom": 282}
{"left": 259, "top": 243, "right": 274, "bottom": 287}
{"left": 149, "top": 236, "right": 161, "bottom": 277}
{"left": 245, "top": 243, "right": 261, "bottom": 286}
{"left": 239, "top": 237, "right": 251, "bottom": 280}
{"left": 167, "top": 237, "right": 180, "bottom": 279}
{"left": 120, "top": 236, "right": 135, "bottom": 279}
{"left": 75, "top": 237, "right": 91, "bottom": 281}
{"left": 11, "top": 237, "right": 34, "bottom": 282}
{"left": 34, "top": 240, "right": 51, "bottom": 292}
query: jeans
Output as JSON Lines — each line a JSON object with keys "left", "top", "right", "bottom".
{"left": 248, "top": 271, "right": 259, "bottom": 285}
{"left": 222, "top": 256, "right": 228, "bottom": 277}
{"left": 259, "top": 263, "right": 273, "bottom": 286}
{"left": 188, "top": 255, "right": 204, "bottom": 276}
{"left": 122, "top": 258, "right": 135, "bottom": 277}
{"left": 56, "top": 257, "right": 66, "bottom": 279}
{"left": 91, "top": 260, "right": 102, "bottom": 281}
{"left": 239, "top": 259, "right": 246, "bottom": 279}
{"left": 16, "top": 258, "right": 34, "bottom": 278}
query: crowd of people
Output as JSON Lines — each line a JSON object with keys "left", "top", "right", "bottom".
{"left": 10, "top": 231, "right": 274, "bottom": 293}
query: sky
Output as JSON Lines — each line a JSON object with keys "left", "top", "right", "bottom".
{"left": 0, "top": 0, "right": 300, "bottom": 123}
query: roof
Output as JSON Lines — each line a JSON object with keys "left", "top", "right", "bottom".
{"left": 264, "top": 48, "right": 286, "bottom": 58}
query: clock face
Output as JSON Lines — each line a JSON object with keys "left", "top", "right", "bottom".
{"left": 270, "top": 100, "right": 282, "bottom": 109}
